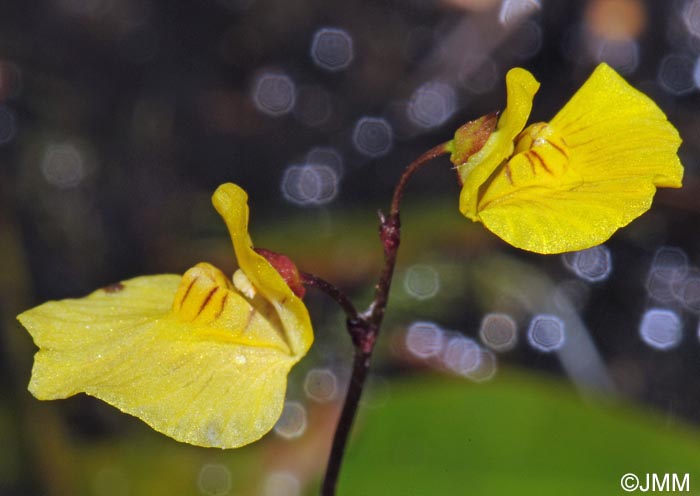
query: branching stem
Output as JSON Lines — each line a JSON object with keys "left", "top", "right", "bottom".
{"left": 317, "top": 141, "right": 450, "bottom": 495}
{"left": 300, "top": 272, "right": 359, "bottom": 321}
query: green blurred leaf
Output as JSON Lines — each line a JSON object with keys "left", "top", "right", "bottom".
{"left": 337, "top": 371, "right": 700, "bottom": 495}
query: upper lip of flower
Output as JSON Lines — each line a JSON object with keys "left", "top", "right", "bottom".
{"left": 453, "top": 67, "right": 541, "bottom": 221}
{"left": 212, "top": 182, "right": 313, "bottom": 358}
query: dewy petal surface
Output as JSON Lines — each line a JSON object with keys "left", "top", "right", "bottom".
{"left": 550, "top": 63, "right": 682, "bottom": 188}
{"left": 470, "top": 63, "right": 683, "bottom": 254}
{"left": 18, "top": 183, "right": 314, "bottom": 448}
{"left": 456, "top": 67, "right": 540, "bottom": 219}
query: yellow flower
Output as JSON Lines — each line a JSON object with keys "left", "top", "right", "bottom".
{"left": 449, "top": 63, "right": 684, "bottom": 254}
{"left": 17, "top": 183, "right": 313, "bottom": 448}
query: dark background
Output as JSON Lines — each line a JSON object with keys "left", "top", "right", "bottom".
{"left": 2, "top": 0, "right": 700, "bottom": 494}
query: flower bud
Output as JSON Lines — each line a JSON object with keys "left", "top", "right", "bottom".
{"left": 448, "top": 112, "right": 498, "bottom": 170}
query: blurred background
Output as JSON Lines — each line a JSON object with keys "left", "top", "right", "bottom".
{"left": 3, "top": 0, "right": 700, "bottom": 494}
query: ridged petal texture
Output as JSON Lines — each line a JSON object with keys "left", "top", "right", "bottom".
{"left": 457, "top": 68, "right": 540, "bottom": 218}
{"left": 18, "top": 183, "right": 313, "bottom": 448}
{"left": 454, "top": 63, "right": 683, "bottom": 254}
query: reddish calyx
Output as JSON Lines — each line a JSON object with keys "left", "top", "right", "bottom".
{"left": 449, "top": 112, "right": 498, "bottom": 177}
{"left": 254, "top": 248, "right": 306, "bottom": 299}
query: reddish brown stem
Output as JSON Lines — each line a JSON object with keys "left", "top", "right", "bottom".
{"left": 320, "top": 141, "right": 450, "bottom": 495}
{"left": 300, "top": 272, "right": 359, "bottom": 321}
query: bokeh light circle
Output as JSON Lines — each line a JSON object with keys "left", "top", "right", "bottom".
{"left": 407, "top": 81, "right": 456, "bottom": 129}
{"left": 310, "top": 27, "right": 354, "bottom": 71}
{"left": 281, "top": 164, "right": 339, "bottom": 205}
{"left": 658, "top": 54, "right": 696, "bottom": 96}
{"left": 639, "top": 308, "right": 682, "bottom": 350}
{"left": 197, "top": 464, "right": 232, "bottom": 496}
{"left": 403, "top": 264, "right": 440, "bottom": 300}
{"left": 570, "top": 245, "right": 612, "bottom": 282}
{"left": 405, "top": 321, "right": 444, "bottom": 359}
{"left": 443, "top": 336, "right": 481, "bottom": 375}
{"left": 479, "top": 313, "right": 517, "bottom": 352}
{"left": 303, "top": 368, "right": 338, "bottom": 403}
{"left": 252, "top": 72, "right": 296, "bottom": 116}
{"left": 527, "top": 315, "right": 565, "bottom": 352}
{"left": 352, "top": 117, "right": 393, "bottom": 157}
{"left": 273, "top": 401, "right": 307, "bottom": 439}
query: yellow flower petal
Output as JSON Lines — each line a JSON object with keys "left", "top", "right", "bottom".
{"left": 212, "top": 183, "right": 313, "bottom": 357}
{"left": 479, "top": 177, "right": 657, "bottom": 254}
{"left": 455, "top": 68, "right": 540, "bottom": 219}
{"left": 18, "top": 184, "right": 314, "bottom": 448}
{"left": 550, "top": 63, "right": 683, "bottom": 189}
{"left": 460, "top": 63, "right": 683, "bottom": 254}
